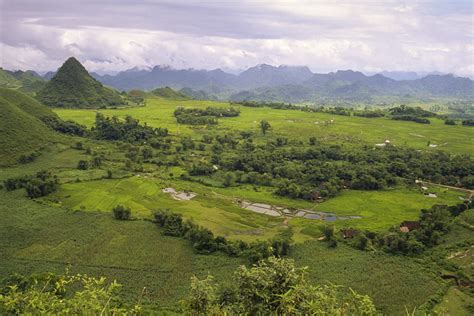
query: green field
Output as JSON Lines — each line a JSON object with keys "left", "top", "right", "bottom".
{"left": 2, "top": 94, "right": 473, "bottom": 314}
{"left": 54, "top": 97, "right": 474, "bottom": 155}
{"left": 44, "top": 175, "right": 465, "bottom": 243}
{"left": 1, "top": 188, "right": 459, "bottom": 314}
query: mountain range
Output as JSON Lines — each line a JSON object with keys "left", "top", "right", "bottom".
{"left": 90, "top": 64, "right": 474, "bottom": 102}
{"left": 4, "top": 61, "right": 472, "bottom": 103}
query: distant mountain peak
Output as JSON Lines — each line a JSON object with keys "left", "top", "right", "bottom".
{"left": 36, "top": 56, "right": 124, "bottom": 108}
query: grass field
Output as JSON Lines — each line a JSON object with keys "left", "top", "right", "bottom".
{"left": 0, "top": 188, "right": 455, "bottom": 314}
{"left": 0, "top": 190, "right": 243, "bottom": 313}
{"left": 292, "top": 241, "right": 444, "bottom": 315}
{"left": 2, "top": 95, "right": 473, "bottom": 314}
{"left": 44, "top": 173, "right": 465, "bottom": 242}
{"left": 54, "top": 96, "right": 474, "bottom": 155}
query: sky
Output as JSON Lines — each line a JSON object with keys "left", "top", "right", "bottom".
{"left": 1, "top": 0, "right": 473, "bottom": 76}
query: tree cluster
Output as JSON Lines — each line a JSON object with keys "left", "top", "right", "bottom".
{"left": 351, "top": 201, "right": 472, "bottom": 255}
{"left": 41, "top": 116, "right": 88, "bottom": 136}
{"left": 154, "top": 210, "right": 290, "bottom": 261}
{"left": 93, "top": 113, "right": 168, "bottom": 143}
{"left": 174, "top": 106, "right": 240, "bottom": 125}
{"left": 201, "top": 136, "right": 473, "bottom": 200}
{"left": 462, "top": 119, "right": 474, "bottom": 126}
{"left": 3, "top": 171, "right": 59, "bottom": 198}
{"left": 391, "top": 115, "right": 431, "bottom": 124}
{"left": 389, "top": 105, "right": 436, "bottom": 117}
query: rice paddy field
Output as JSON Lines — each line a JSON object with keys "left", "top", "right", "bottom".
{"left": 44, "top": 175, "right": 464, "bottom": 243}
{"left": 0, "top": 188, "right": 464, "bottom": 315}
{"left": 2, "top": 96, "right": 473, "bottom": 314}
{"left": 54, "top": 97, "right": 474, "bottom": 155}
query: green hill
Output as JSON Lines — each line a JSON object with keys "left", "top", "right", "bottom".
{"left": 0, "top": 68, "right": 21, "bottom": 88}
{"left": 151, "top": 86, "right": 189, "bottom": 100}
{"left": 0, "top": 87, "right": 57, "bottom": 120}
{"left": 8, "top": 70, "right": 47, "bottom": 94}
{"left": 36, "top": 57, "right": 125, "bottom": 108}
{"left": 0, "top": 88, "right": 59, "bottom": 165}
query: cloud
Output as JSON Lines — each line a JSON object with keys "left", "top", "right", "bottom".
{"left": 0, "top": 0, "right": 472, "bottom": 77}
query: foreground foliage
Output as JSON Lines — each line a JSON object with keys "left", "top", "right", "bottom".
{"left": 183, "top": 256, "right": 376, "bottom": 315}
{"left": 0, "top": 272, "right": 139, "bottom": 315}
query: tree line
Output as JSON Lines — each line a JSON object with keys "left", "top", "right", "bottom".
{"left": 174, "top": 106, "right": 240, "bottom": 125}
{"left": 3, "top": 171, "right": 59, "bottom": 198}
{"left": 154, "top": 209, "right": 291, "bottom": 263}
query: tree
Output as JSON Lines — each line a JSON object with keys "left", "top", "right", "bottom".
{"left": 182, "top": 257, "right": 376, "bottom": 315}
{"left": 223, "top": 172, "right": 236, "bottom": 187}
{"left": 259, "top": 120, "right": 271, "bottom": 135}
{"left": 112, "top": 205, "right": 131, "bottom": 220}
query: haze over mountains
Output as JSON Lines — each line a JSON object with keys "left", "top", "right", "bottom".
{"left": 91, "top": 64, "right": 473, "bottom": 102}
{"left": 3, "top": 59, "right": 474, "bottom": 103}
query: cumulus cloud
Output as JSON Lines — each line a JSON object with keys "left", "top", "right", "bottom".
{"left": 0, "top": 0, "right": 472, "bottom": 76}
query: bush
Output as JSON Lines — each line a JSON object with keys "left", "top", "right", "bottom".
{"left": 183, "top": 257, "right": 376, "bottom": 315}
{"left": 77, "top": 160, "right": 89, "bottom": 170}
{"left": 444, "top": 119, "right": 456, "bottom": 125}
{"left": 462, "top": 119, "right": 474, "bottom": 126}
{"left": 112, "top": 205, "right": 131, "bottom": 220}
{"left": 0, "top": 272, "right": 139, "bottom": 314}
{"left": 18, "top": 151, "right": 41, "bottom": 164}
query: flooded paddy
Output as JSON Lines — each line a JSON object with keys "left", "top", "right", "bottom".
{"left": 237, "top": 200, "right": 362, "bottom": 221}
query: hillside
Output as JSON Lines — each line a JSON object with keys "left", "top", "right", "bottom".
{"left": 151, "top": 86, "right": 189, "bottom": 99}
{"left": 7, "top": 70, "right": 47, "bottom": 94}
{"left": 36, "top": 57, "right": 125, "bottom": 108}
{"left": 0, "top": 68, "right": 21, "bottom": 88}
{"left": 0, "top": 89, "right": 60, "bottom": 165}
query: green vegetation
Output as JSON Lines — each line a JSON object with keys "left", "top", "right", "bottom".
{"left": 1, "top": 85, "right": 473, "bottom": 314}
{"left": 174, "top": 106, "right": 240, "bottom": 125}
{"left": 184, "top": 256, "right": 376, "bottom": 315}
{"left": 8, "top": 70, "right": 47, "bottom": 94}
{"left": 36, "top": 57, "right": 124, "bottom": 108}
{"left": 151, "top": 86, "right": 189, "bottom": 99}
{"left": 0, "top": 89, "right": 61, "bottom": 165}
{"left": 0, "top": 272, "right": 139, "bottom": 314}
{"left": 4, "top": 170, "right": 59, "bottom": 198}
{"left": 54, "top": 97, "right": 474, "bottom": 155}
{"left": 0, "top": 68, "right": 20, "bottom": 88}
{"left": 112, "top": 204, "right": 132, "bottom": 220}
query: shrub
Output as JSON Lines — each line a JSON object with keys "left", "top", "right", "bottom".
{"left": 444, "top": 119, "right": 456, "bottom": 125}
{"left": 77, "top": 160, "right": 89, "bottom": 170}
{"left": 182, "top": 257, "right": 376, "bottom": 315}
{"left": 112, "top": 205, "right": 131, "bottom": 220}
{"left": 0, "top": 272, "right": 139, "bottom": 314}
